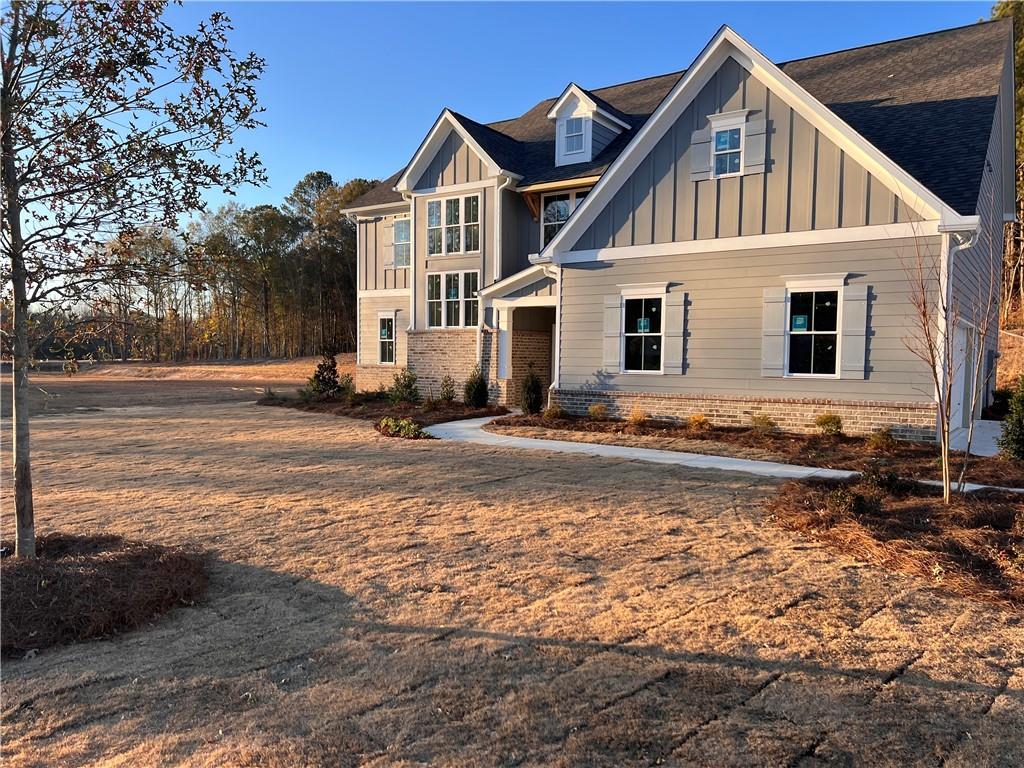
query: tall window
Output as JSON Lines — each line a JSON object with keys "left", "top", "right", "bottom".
{"left": 427, "top": 195, "right": 480, "bottom": 255}
{"left": 378, "top": 315, "right": 395, "bottom": 364}
{"left": 393, "top": 218, "right": 410, "bottom": 267}
{"left": 427, "top": 200, "right": 443, "bottom": 255}
{"left": 564, "top": 117, "right": 584, "bottom": 154}
{"left": 787, "top": 290, "right": 838, "bottom": 376}
{"left": 623, "top": 297, "right": 662, "bottom": 372}
{"left": 542, "top": 188, "right": 589, "bottom": 246}
{"left": 712, "top": 121, "right": 743, "bottom": 178}
{"left": 426, "top": 271, "right": 479, "bottom": 328}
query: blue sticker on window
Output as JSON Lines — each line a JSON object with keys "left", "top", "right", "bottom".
{"left": 637, "top": 317, "right": 650, "bottom": 333}
{"left": 791, "top": 315, "right": 808, "bottom": 331}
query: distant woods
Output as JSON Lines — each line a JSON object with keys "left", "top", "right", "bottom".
{"left": 40, "top": 173, "right": 377, "bottom": 362}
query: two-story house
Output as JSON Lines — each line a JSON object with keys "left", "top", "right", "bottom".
{"left": 344, "top": 21, "right": 1014, "bottom": 439}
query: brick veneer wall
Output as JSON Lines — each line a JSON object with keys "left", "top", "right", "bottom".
{"left": 551, "top": 389, "right": 938, "bottom": 441}
{"left": 509, "top": 330, "right": 552, "bottom": 407}
{"left": 407, "top": 328, "right": 484, "bottom": 401}
{"left": 356, "top": 364, "right": 403, "bottom": 393}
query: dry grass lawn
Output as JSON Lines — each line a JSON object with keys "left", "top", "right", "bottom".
{"left": 2, "top": 374, "right": 1024, "bottom": 766}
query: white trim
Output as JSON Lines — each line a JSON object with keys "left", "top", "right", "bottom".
{"left": 392, "top": 215, "right": 411, "bottom": 269}
{"left": 356, "top": 221, "right": 361, "bottom": 364}
{"left": 342, "top": 201, "right": 409, "bottom": 215}
{"left": 782, "top": 282, "right": 843, "bottom": 380}
{"left": 494, "top": 174, "right": 516, "bottom": 282}
{"left": 709, "top": 110, "right": 747, "bottom": 179}
{"left": 411, "top": 179, "right": 490, "bottom": 196}
{"left": 479, "top": 262, "right": 549, "bottom": 298}
{"left": 556, "top": 221, "right": 940, "bottom": 264}
{"left": 546, "top": 83, "right": 632, "bottom": 130}
{"left": 425, "top": 269, "right": 480, "bottom": 329}
{"left": 619, "top": 282, "right": 670, "bottom": 297}
{"left": 376, "top": 311, "right": 398, "bottom": 366}
{"left": 619, "top": 292, "right": 666, "bottom": 375}
{"left": 542, "top": 26, "right": 969, "bottom": 260}
{"left": 395, "top": 110, "right": 508, "bottom": 193}
{"left": 425, "top": 194, "right": 481, "bottom": 257}
{"left": 515, "top": 176, "right": 602, "bottom": 194}
{"left": 358, "top": 288, "right": 411, "bottom": 298}
{"left": 553, "top": 264, "right": 562, "bottom": 390}
{"left": 780, "top": 272, "right": 848, "bottom": 290}
{"left": 406, "top": 191, "right": 417, "bottom": 330}
{"left": 492, "top": 296, "right": 557, "bottom": 308}
{"left": 540, "top": 188, "right": 592, "bottom": 248}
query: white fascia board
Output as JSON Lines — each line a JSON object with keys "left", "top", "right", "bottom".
{"left": 546, "top": 83, "right": 631, "bottom": 131}
{"left": 479, "top": 262, "right": 549, "bottom": 298}
{"left": 556, "top": 221, "right": 941, "bottom": 265}
{"left": 543, "top": 25, "right": 957, "bottom": 260}
{"left": 343, "top": 201, "right": 409, "bottom": 215}
{"left": 395, "top": 110, "right": 504, "bottom": 193}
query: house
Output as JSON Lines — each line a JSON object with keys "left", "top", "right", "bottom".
{"left": 344, "top": 20, "right": 1014, "bottom": 439}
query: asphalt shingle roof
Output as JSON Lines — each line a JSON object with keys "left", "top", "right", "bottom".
{"left": 346, "top": 20, "right": 1009, "bottom": 215}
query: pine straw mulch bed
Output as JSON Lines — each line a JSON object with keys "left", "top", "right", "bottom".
{"left": 765, "top": 476, "right": 1024, "bottom": 609}
{"left": 258, "top": 391, "right": 507, "bottom": 428}
{"left": 486, "top": 414, "right": 1024, "bottom": 488}
{"left": 1, "top": 533, "right": 207, "bottom": 657}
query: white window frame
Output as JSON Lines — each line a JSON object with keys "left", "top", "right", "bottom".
{"left": 425, "top": 270, "right": 480, "bottom": 329}
{"left": 783, "top": 275, "right": 846, "bottom": 380}
{"left": 377, "top": 311, "right": 397, "bottom": 366}
{"left": 564, "top": 116, "right": 585, "bottom": 155}
{"left": 619, "top": 284, "right": 668, "bottom": 375}
{"left": 709, "top": 111, "right": 746, "bottom": 179}
{"left": 426, "top": 194, "right": 480, "bottom": 257}
{"left": 540, "top": 188, "right": 590, "bottom": 247}
{"left": 393, "top": 216, "right": 411, "bottom": 268}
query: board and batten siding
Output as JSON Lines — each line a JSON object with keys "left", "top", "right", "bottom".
{"left": 501, "top": 190, "right": 540, "bottom": 279}
{"left": 358, "top": 296, "right": 410, "bottom": 366}
{"left": 558, "top": 235, "right": 941, "bottom": 402}
{"left": 359, "top": 213, "right": 410, "bottom": 292}
{"left": 571, "top": 56, "right": 920, "bottom": 252}
{"left": 413, "top": 130, "right": 488, "bottom": 190}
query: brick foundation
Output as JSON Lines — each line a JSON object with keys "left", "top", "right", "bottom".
{"left": 507, "top": 330, "right": 552, "bottom": 409}
{"left": 407, "top": 329, "right": 494, "bottom": 401}
{"left": 355, "top": 364, "right": 405, "bottom": 393}
{"left": 551, "top": 389, "right": 937, "bottom": 441}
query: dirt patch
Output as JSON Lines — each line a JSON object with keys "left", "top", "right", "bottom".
{"left": 260, "top": 392, "right": 507, "bottom": 428}
{"left": 0, "top": 533, "right": 207, "bottom": 656}
{"left": 487, "top": 414, "right": 1024, "bottom": 487}
{"left": 85, "top": 355, "right": 353, "bottom": 382}
{"left": 999, "top": 331, "right": 1024, "bottom": 390}
{"left": 765, "top": 478, "right": 1024, "bottom": 608}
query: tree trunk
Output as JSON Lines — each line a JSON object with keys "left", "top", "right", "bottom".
{"left": 261, "top": 277, "right": 271, "bottom": 358}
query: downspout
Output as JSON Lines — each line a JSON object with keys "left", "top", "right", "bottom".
{"left": 484, "top": 174, "right": 516, "bottom": 371}
{"left": 349, "top": 213, "right": 361, "bottom": 365}
{"left": 402, "top": 191, "right": 416, "bottom": 333}
{"left": 938, "top": 228, "right": 979, "bottom": 435}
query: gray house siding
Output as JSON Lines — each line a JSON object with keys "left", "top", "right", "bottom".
{"left": 571, "top": 56, "right": 920, "bottom": 252}
{"left": 507, "top": 276, "right": 556, "bottom": 299}
{"left": 501, "top": 190, "right": 540, "bottom": 279}
{"left": 358, "top": 296, "right": 410, "bottom": 366}
{"left": 558, "top": 235, "right": 941, "bottom": 402}
{"left": 592, "top": 120, "right": 618, "bottom": 158}
{"left": 358, "top": 213, "right": 411, "bottom": 292}
{"left": 413, "top": 130, "right": 487, "bottom": 190}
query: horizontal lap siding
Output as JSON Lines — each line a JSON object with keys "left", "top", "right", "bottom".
{"left": 359, "top": 215, "right": 411, "bottom": 292}
{"left": 356, "top": 296, "right": 411, "bottom": 390}
{"left": 559, "top": 235, "right": 940, "bottom": 402}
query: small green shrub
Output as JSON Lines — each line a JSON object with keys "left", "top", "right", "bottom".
{"left": 815, "top": 412, "right": 843, "bottom": 436}
{"left": 308, "top": 351, "right": 341, "bottom": 396}
{"left": 519, "top": 367, "right": 544, "bottom": 415}
{"left": 866, "top": 426, "right": 897, "bottom": 452}
{"left": 463, "top": 365, "right": 489, "bottom": 408}
{"left": 997, "top": 376, "right": 1024, "bottom": 460}
{"left": 750, "top": 414, "right": 777, "bottom": 435}
{"left": 543, "top": 404, "right": 567, "bottom": 421}
{"left": 388, "top": 369, "right": 420, "bottom": 405}
{"left": 687, "top": 413, "right": 711, "bottom": 433}
{"left": 297, "top": 387, "right": 313, "bottom": 403}
{"left": 439, "top": 374, "right": 456, "bottom": 404}
{"left": 587, "top": 403, "right": 609, "bottom": 420}
{"left": 376, "top": 416, "right": 427, "bottom": 439}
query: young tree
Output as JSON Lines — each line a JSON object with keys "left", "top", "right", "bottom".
{"left": 1, "top": 2, "right": 265, "bottom": 557}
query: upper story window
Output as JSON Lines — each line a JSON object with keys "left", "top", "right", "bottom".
{"left": 427, "top": 195, "right": 480, "bottom": 256}
{"left": 708, "top": 112, "right": 746, "bottom": 178}
{"left": 542, "top": 189, "right": 589, "bottom": 246}
{"left": 787, "top": 289, "right": 839, "bottom": 377}
{"left": 564, "top": 117, "right": 585, "bottom": 154}
{"left": 393, "top": 218, "right": 410, "bottom": 268}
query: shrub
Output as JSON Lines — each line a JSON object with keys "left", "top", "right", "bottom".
{"left": 628, "top": 406, "right": 648, "bottom": 425}
{"left": 984, "top": 387, "right": 1011, "bottom": 421}
{"left": 297, "top": 387, "right": 313, "bottom": 403}
{"left": 337, "top": 373, "right": 356, "bottom": 405}
{"left": 825, "top": 486, "right": 879, "bottom": 517}
{"left": 520, "top": 367, "right": 544, "bottom": 415}
{"left": 750, "top": 414, "right": 777, "bottom": 435}
{"left": 62, "top": 357, "right": 79, "bottom": 376}
{"left": 389, "top": 369, "right": 420, "bottom": 405}
{"left": 587, "top": 403, "right": 609, "bottom": 420}
{"left": 543, "top": 404, "right": 567, "bottom": 421}
{"left": 860, "top": 460, "right": 906, "bottom": 495}
{"left": 307, "top": 351, "right": 341, "bottom": 396}
{"left": 866, "top": 426, "right": 897, "bottom": 452}
{"left": 998, "top": 376, "right": 1024, "bottom": 460}
{"left": 815, "top": 412, "right": 843, "bottom": 436}
{"left": 439, "top": 374, "right": 456, "bottom": 404}
{"left": 376, "top": 416, "right": 428, "bottom": 439}
{"left": 463, "top": 365, "right": 489, "bottom": 408}
{"left": 687, "top": 413, "right": 711, "bottom": 433}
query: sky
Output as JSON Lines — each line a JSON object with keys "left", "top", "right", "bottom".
{"left": 164, "top": 1, "right": 995, "bottom": 211}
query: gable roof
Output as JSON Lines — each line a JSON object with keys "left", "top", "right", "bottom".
{"left": 345, "top": 19, "right": 1010, "bottom": 215}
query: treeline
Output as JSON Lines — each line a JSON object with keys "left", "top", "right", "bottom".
{"left": 33, "top": 172, "right": 376, "bottom": 363}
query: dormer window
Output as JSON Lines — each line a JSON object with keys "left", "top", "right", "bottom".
{"left": 564, "top": 117, "right": 585, "bottom": 154}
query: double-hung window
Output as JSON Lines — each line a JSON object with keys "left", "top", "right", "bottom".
{"left": 378, "top": 314, "right": 395, "bottom": 365}
{"left": 542, "top": 188, "right": 589, "bottom": 246}
{"left": 393, "top": 218, "right": 411, "bottom": 267}
{"left": 427, "top": 195, "right": 480, "bottom": 256}
{"left": 787, "top": 290, "right": 839, "bottom": 376}
{"left": 623, "top": 297, "right": 663, "bottom": 373}
{"left": 426, "top": 270, "right": 479, "bottom": 328}
{"left": 564, "top": 116, "right": 584, "bottom": 154}
{"left": 709, "top": 113, "right": 745, "bottom": 178}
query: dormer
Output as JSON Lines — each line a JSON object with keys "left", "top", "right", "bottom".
{"left": 547, "top": 83, "right": 631, "bottom": 167}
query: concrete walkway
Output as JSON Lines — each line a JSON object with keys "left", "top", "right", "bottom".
{"left": 950, "top": 419, "right": 1003, "bottom": 457}
{"left": 426, "top": 416, "right": 856, "bottom": 481}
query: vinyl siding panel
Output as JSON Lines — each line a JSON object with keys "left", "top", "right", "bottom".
{"left": 359, "top": 296, "right": 410, "bottom": 367}
{"left": 358, "top": 213, "right": 411, "bottom": 292}
{"left": 558, "top": 235, "right": 941, "bottom": 402}
{"left": 413, "top": 130, "right": 487, "bottom": 190}
{"left": 592, "top": 120, "right": 618, "bottom": 157}
{"left": 571, "top": 57, "right": 921, "bottom": 252}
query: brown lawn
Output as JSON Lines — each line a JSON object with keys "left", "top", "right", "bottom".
{"left": 1, "top": 373, "right": 1023, "bottom": 766}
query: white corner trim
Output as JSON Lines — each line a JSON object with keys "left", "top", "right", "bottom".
{"left": 619, "top": 282, "right": 670, "bottom": 296}
{"left": 782, "top": 272, "right": 849, "bottom": 289}
{"left": 556, "top": 221, "right": 940, "bottom": 264}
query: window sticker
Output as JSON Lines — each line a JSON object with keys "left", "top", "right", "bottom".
{"left": 791, "top": 315, "right": 808, "bottom": 332}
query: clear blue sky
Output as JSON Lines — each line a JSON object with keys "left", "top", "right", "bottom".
{"left": 166, "top": 1, "right": 994, "bottom": 210}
